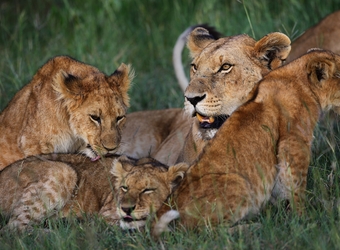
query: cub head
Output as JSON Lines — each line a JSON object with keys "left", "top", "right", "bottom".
{"left": 185, "top": 27, "right": 291, "bottom": 139}
{"left": 111, "top": 156, "right": 189, "bottom": 230}
{"left": 53, "top": 63, "right": 133, "bottom": 161}
{"left": 305, "top": 49, "right": 340, "bottom": 113}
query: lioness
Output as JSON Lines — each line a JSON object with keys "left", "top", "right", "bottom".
{"left": 0, "top": 154, "right": 188, "bottom": 232}
{"left": 119, "top": 27, "right": 291, "bottom": 165}
{"left": 0, "top": 56, "right": 133, "bottom": 170}
{"left": 152, "top": 49, "right": 340, "bottom": 236}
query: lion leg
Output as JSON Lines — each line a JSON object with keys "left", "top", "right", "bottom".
{"left": 154, "top": 173, "right": 260, "bottom": 235}
{"left": 273, "top": 137, "right": 310, "bottom": 214}
{"left": 1, "top": 161, "right": 77, "bottom": 232}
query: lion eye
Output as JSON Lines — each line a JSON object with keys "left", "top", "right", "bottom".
{"left": 191, "top": 64, "right": 197, "bottom": 73}
{"left": 218, "top": 63, "right": 233, "bottom": 73}
{"left": 142, "top": 188, "right": 156, "bottom": 194}
{"left": 117, "top": 115, "right": 126, "bottom": 123}
{"left": 120, "top": 186, "right": 128, "bottom": 192}
{"left": 90, "top": 115, "right": 101, "bottom": 124}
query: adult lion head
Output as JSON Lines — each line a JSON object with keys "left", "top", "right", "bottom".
{"left": 184, "top": 27, "right": 291, "bottom": 140}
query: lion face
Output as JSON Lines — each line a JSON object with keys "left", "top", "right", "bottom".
{"left": 184, "top": 28, "right": 291, "bottom": 140}
{"left": 111, "top": 156, "right": 188, "bottom": 229}
{"left": 53, "top": 63, "right": 132, "bottom": 160}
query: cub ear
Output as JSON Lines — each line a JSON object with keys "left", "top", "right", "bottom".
{"left": 307, "top": 51, "right": 336, "bottom": 84}
{"left": 110, "top": 156, "right": 133, "bottom": 177}
{"left": 110, "top": 156, "right": 133, "bottom": 189}
{"left": 254, "top": 32, "right": 291, "bottom": 70}
{"left": 108, "top": 63, "right": 134, "bottom": 107}
{"left": 53, "top": 70, "right": 83, "bottom": 100}
{"left": 167, "top": 162, "right": 190, "bottom": 191}
{"left": 187, "top": 27, "right": 217, "bottom": 58}
{"left": 306, "top": 51, "right": 340, "bottom": 113}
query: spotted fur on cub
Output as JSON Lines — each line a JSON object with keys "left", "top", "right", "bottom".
{"left": 0, "top": 154, "right": 188, "bottom": 232}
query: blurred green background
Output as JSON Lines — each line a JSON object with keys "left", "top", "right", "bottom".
{"left": 0, "top": 0, "right": 339, "bottom": 112}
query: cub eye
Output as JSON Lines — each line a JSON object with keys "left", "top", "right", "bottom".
{"left": 117, "top": 115, "right": 126, "bottom": 123}
{"left": 191, "top": 64, "right": 197, "bottom": 73}
{"left": 120, "top": 186, "right": 128, "bottom": 192}
{"left": 218, "top": 63, "right": 233, "bottom": 73}
{"left": 142, "top": 188, "right": 156, "bottom": 194}
{"left": 90, "top": 115, "right": 101, "bottom": 124}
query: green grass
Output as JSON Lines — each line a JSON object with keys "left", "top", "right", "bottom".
{"left": 1, "top": 0, "right": 340, "bottom": 249}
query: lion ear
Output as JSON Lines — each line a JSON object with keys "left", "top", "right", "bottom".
{"left": 110, "top": 158, "right": 125, "bottom": 178}
{"left": 187, "top": 27, "right": 217, "bottom": 58}
{"left": 110, "top": 156, "right": 134, "bottom": 189}
{"left": 307, "top": 51, "right": 336, "bottom": 84}
{"left": 110, "top": 155, "right": 133, "bottom": 176}
{"left": 306, "top": 50, "right": 340, "bottom": 113}
{"left": 254, "top": 32, "right": 291, "bottom": 70}
{"left": 53, "top": 70, "right": 83, "bottom": 100}
{"left": 108, "top": 63, "right": 133, "bottom": 106}
{"left": 167, "top": 162, "right": 189, "bottom": 190}
{"left": 111, "top": 155, "right": 133, "bottom": 174}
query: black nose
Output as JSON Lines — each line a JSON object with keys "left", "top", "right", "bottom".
{"left": 102, "top": 145, "right": 117, "bottom": 152}
{"left": 186, "top": 94, "right": 206, "bottom": 107}
{"left": 121, "top": 205, "right": 136, "bottom": 215}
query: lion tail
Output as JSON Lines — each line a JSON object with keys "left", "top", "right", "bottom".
{"left": 152, "top": 210, "right": 180, "bottom": 237}
{"left": 172, "top": 24, "right": 223, "bottom": 92}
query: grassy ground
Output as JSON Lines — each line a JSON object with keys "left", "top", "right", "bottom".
{"left": 1, "top": 0, "right": 340, "bottom": 249}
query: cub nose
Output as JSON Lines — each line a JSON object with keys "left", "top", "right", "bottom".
{"left": 121, "top": 205, "right": 136, "bottom": 215}
{"left": 186, "top": 94, "right": 206, "bottom": 107}
{"left": 102, "top": 145, "right": 117, "bottom": 152}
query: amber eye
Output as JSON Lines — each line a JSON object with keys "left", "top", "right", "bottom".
{"left": 191, "top": 64, "right": 197, "bottom": 73}
{"left": 90, "top": 115, "right": 101, "bottom": 124}
{"left": 120, "top": 186, "right": 128, "bottom": 192}
{"left": 117, "top": 115, "right": 126, "bottom": 123}
{"left": 218, "top": 63, "right": 233, "bottom": 73}
{"left": 142, "top": 188, "right": 156, "bottom": 194}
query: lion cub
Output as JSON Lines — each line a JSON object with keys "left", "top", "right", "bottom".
{"left": 0, "top": 154, "right": 188, "bottom": 232}
{"left": 0, "top": 56, "right": 133, "bottom": 170}
{"left": 153, "top": 49, "right": 340, "bottom": 235}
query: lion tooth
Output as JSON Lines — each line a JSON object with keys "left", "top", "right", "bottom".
{"left": 196, "top": 113, "right": 204, "bottom": 123}
{"left": 196, "top": 113, "right": 215, "bottom": 124}
{"left": 209, "top": 117, "right": 215, "bottom": 123}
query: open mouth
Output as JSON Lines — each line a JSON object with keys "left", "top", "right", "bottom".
{"left": 196, "top": 113, "right": 229, "bottom": 129}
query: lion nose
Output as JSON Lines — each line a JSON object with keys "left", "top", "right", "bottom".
{"left": 186, "top": 94, "right": 206, "bottom": 107}
{"left": 102, "top": 145, "right": 117, "bottom": 152}
{"left": 121, "top": 205, "right": 136, "bottom": 215}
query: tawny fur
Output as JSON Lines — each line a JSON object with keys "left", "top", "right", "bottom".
{"left": 153, "top": 50, "right": 340, "bottom": 236}
{"left": 287, "top": 10, "right": 340, "bottom": 63}
{"left": 0, "top": 154, "right": 188, "bottom": 232}
{"left": 0, "top": 56, "right": 133, "bottom": 170}
{"left": 117, "top": 108, "right": 189, "bottom": 161}
{"left": 119, "top": 27, "right": 291, "bottom": 166}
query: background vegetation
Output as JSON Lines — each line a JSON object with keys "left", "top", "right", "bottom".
{"left": 0, "top": 0, "right": 340, "bottom": 249}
